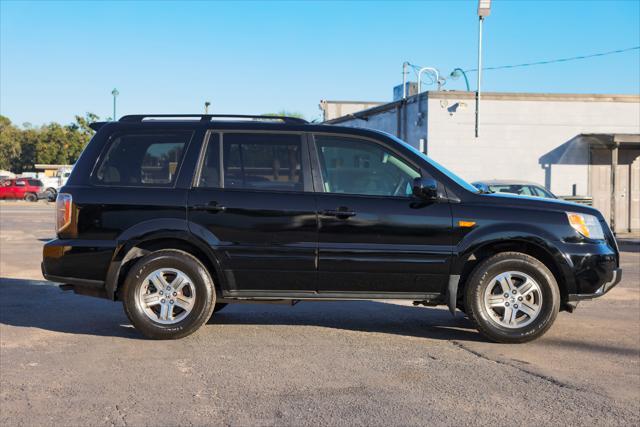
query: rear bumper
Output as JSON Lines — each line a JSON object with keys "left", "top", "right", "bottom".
{"left": 42, "top": 238, "right": 115, "bottom": 298}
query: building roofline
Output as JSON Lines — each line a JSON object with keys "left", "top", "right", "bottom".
{"left": 320, "top": 100, "right": 385, "bottom": 105}
{"left": 430, "top": 91, "right": 640, "bottom": 102}
{"left": 324, "top": 91, "right": 640, "bottom": 124}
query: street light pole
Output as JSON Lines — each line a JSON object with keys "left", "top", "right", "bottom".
{"left": 204, "top": 101, "right": 211, "bottom": 114}
{"left": 475, "top": 17, "right": 483, "bottom": 138}
{"left": 450, "top": 68, "right": 470, "bottom": 91}
{"left": 111, "top": 88, "right": 119, "bottom": 121}
{"left": 476, "top": 0, "right": 491, "bottom": 138}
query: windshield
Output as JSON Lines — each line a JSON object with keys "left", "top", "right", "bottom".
{"left": 385, "top": 134, "right": 480, "bottom": 193}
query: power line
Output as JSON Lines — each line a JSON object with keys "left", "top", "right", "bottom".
{"left": 463, "top": 46, "right": 640, "bottom": 73}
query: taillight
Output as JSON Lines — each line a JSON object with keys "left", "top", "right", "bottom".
{"left": 56, "top": 193, "right": 72, "bottom": 233}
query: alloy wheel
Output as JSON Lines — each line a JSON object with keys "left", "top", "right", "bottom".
{"left": 483, "top": 271, "right": 543, "bottom": 329}
{"left": 138, "top": 268, "right": 196, "bottom": 325}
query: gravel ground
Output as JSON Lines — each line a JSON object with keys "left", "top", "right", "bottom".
{"left": 1, "top": 201, "right": 639, "bottom": 426}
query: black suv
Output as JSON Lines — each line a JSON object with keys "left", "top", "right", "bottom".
{"left": 42, "top": 114, "right": 621, "bottom": 342}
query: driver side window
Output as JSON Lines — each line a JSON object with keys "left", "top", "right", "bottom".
{"left": 314, "top": 136, "right": 420, "bottom": 197}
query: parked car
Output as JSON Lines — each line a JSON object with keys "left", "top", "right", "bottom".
{"left": 472, "top": 180, "right": 557, "bottom": 198}
{"left": 38, "top": 167, "right": 74, "bottom": 201}
{"left": 42, "top": 114, "right": 621, "bottom": 343}
{"left": 0, "top": 178, "right": 44, "bottom": 201}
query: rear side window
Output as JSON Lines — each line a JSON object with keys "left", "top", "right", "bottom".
{"left": 94, "top": 131, "right": 192, "bottom": 186}
{"left": 222, "top": 133, "right": 304, "bottom": 192}
{"left": 197, "top": 133, "right": 220, "bottom": 188}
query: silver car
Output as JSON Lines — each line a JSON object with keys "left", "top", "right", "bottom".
{"left": 472, "top": 180, "right": 557, "bottom": 199}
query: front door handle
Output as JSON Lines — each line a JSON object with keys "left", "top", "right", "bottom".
{"left": 320, "top": 208, "right": 356, "bottom": 219}
{"left": 192, "top": 203, "right": 227, "bottom": 213}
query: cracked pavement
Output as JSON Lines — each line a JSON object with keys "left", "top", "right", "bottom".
{"left": 1, "top": 202, "right": 639, "bottom": 426}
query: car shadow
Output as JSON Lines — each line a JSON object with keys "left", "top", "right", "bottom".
{"left": 0, "top": 277, "right": 140, "bottom": 339}
{"left": 209, "top": 301, "right": 484, "bottom": 342}
{"left": 0, "top": 277, "right": 483, "bottom": 342}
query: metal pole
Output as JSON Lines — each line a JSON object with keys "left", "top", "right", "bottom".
{"left": 113, "top": 95, "right": 116, "bottom": 121}
{"left": 417, "top": 67, "right": 440, "bottom": 94}
{"left": 452, "top": 68, "right": 471, "bottom": 91}
{"left": 475, "top": 17, "right": 483, "bottom": 138}
{"left": 610, "top": 144, "right": 618, "bottom": 233}
{"left": 402, "top": 62, "right": 408, "bottom": 99}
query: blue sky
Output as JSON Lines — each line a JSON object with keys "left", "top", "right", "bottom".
{"left": 1, "top": 0, "right": 639, "bottom": 126}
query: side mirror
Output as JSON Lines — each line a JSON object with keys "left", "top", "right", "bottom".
{"left": 412, "top": 177, "right": 438, "bottom": 200}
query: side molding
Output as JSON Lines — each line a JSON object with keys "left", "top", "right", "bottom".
{"left": 447, "top": 274, "right": 460, "bottom": 315}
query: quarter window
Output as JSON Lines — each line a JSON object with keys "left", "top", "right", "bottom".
{"left": 223, "top": 133, "right": 304, "bottom": 192}
{"left": 314, "top": 136, "right": 420, "bottom": 197}
{"left": 94, "top": 131, "right": 192, "bottom": 186}
{"left": 197, "top": 133, "right": 221, "bottom": 188}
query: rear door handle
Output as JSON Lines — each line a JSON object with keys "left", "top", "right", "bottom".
{"left": 192, "top": 203, "right": 227, "bottom": 212}
{"left": 321, "top": 208, "right": 356, "bottom": 218}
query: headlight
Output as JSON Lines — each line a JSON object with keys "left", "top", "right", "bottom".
{"left": 566, "top": 212, "right": 604, "bottom": 240}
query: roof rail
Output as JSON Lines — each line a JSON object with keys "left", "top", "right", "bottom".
{"left": 118, "top": 114, "right": 308, "bottom": 125}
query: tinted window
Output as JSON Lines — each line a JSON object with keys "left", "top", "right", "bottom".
{"left": 315, "top": 136, "right": 420, "bottom": 197}
{"left": 223, "top": 133, "right": 304, "bottom": 192}
{"left": 197, "top": 133, "right": 220, "bottom": 187}
{"left": 14, "top": 180, "right": 25, "bottom": 186}
{"left": 28, "top": 179, "right": 43, "bottom": 186}
{"left": 94, "top": 131, "right": 191, "bottom": 186}
{"left": 385, "top": 133, "right": 480, "bottom": 193}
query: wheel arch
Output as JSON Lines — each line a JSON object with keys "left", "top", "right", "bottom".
{"left": 454, "top": 238, "right": 572, "bottom": 310}
{"left": 105, "top": 229, "right": 225, "bottom": 301}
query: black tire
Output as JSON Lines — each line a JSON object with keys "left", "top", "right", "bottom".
{"left": 121, "top": 249, "right": 216, "bottom": 339}
{"left": 213, "top": 303, "right": 228, "bottom": 313}
{"left": 45, "top": 188, "right": 57, "bottom": 201}
{"left": 464, "top": 252, "right": 560, "bottom": 343}
{"left": 24, "top": 193, "right": 37, "bottom": 202}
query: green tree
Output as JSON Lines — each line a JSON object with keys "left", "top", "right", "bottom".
{"left": 0, "top": 116, "right": 22, "bottom": 170}
{"left": 262, "top": 111, "right": 305, "bottom": 119}
{"left": 0, "top": 112, "right": 99, "bottom": 173}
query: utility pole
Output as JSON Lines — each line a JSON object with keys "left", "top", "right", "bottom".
{"left": 111, "top": 88, "right": 119, "bottom": 121}
{"left": 204, "top": 101, "right": 211, "bottom": 114}
{"left": 476, "top": 0, "right": 491, "bottom": 138}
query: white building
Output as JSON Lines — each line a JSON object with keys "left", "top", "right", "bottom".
{"left": 323, "top": 91, "right": 640, "bottom": 233}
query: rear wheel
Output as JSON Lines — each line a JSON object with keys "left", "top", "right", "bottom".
{"left": 24, "top": 193, "right": 37, "bottom": 202}
{"left": 44, "top": 188, "right": 57, "bottom": 201}
{"left": 122, "top": 249, "right": 216, "bottom": 339}
{"left": 465, "top": 252, "right": 560, "bottom": 343}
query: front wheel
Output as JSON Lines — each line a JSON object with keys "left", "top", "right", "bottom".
{"left": 465, "top": 252, "right": 560, "bottom": 343}
{"left": 24, "top": 193, "right": 37, "bottom": 202}
{"left": 122, "top": 249, "right": 216, "bottom": 339}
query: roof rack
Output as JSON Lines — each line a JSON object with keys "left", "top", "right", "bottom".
{"left": 118, "top": 114, "right": 308, "bottom": 125}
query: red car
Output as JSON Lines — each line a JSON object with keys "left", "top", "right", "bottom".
{"left": 0, "top": 178, "right": 44, "bottom": 201}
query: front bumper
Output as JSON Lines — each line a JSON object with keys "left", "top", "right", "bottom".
{"left": 568, "top": 267, "right": 622, "bottom": 301}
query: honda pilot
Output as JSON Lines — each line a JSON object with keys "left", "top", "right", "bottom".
{"left": 42, "top": 114, "right": 621, "bottom": 342}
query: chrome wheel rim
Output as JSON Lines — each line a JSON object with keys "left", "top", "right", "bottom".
{"left": 138, "top": 268, "right": 196, "bottom": 325}
{"left": 483, "top": 271, "right": 543, "bottom": 329}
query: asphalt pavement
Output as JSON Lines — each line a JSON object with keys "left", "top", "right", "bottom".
{"left": 1, "top": 201, "right": 639, "bottom": 426}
